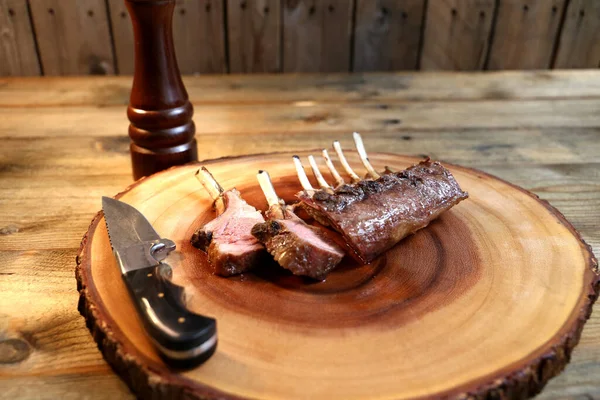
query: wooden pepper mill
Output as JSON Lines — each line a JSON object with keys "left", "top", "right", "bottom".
{"left": 125, "top": 0, "right": 197, "bottom": 180}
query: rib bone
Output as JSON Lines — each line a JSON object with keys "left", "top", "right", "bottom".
{"left": 353, "top": 132, "right": 380, "bottom": 179}
{"left": 293, "top": 155, "right": 315, "bottom": 193}
{"left": 195, "top": 167, "right": 226, "bottom": 213}
{"left": 308, "top": 155, "right": 334, "bottom": 193}
{"left": 322, "top": 149, "right": 345, "bottom": 187}
{"left": 195, "top": 167, "right": 224, "bottom": 198}
{"left": 333, "top": 140, "right": 361, "bottom": 183}
{"left": 257, "top": 170, "right": 285, "bottom": 219}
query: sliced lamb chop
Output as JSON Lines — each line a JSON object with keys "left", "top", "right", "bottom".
{"left": 191, "top": 167, "right": 267, "bottom": 276}
{"left": 295, "top": 133, "right": 469, "bottom": 263}
{"left": 251, "top": 170, "right": 345, "bottom": 280}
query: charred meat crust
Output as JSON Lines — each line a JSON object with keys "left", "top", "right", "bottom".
{"left": 207, "top": 242, "right": 267, "bottom": 277}
{"left": 190, "top": 230, "right": 212, "bottom": 251}
{"left": 298, "top": 160, "right": 469, "bottom": 263}
{"left": 251, "top": 220, "right": 281, "bottom": 242}
{"left": 310, "top": 160, "right": 463, "bottom": 212}
{"left": 251, "top": 219, "right": 345, "bottom": 280}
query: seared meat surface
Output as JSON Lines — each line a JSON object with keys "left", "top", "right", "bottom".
{"left": 298, "top": 159, "right": 468, "bottom": 263}
{"left": 252, "top": 206, "right": 344, "bottom": 280}
{"left": 251, "top": 171, "right": 345, "bottom": 279}
{"left": 191, "top": 184, "right": 266, "bottom": 276}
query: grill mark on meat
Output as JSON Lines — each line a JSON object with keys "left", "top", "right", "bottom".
{"left": 298, "top": 160, "right": 468, "bottom": 263}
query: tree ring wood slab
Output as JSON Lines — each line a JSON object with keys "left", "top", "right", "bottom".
{"left": 76, "top": 151, "right": 598, "bottom": 400}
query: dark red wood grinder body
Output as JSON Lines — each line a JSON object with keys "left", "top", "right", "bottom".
{"left": 125, "top": 0, "right": 197, "bottom": 180}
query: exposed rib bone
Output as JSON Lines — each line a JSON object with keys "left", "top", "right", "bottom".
{"left": 293, "top": 155, "right": 315, "bottom": 193}
{"left": 322, "top": 149, "right": 345, "bottom": 187}
{"left": 333, "top": 140, "right": 361, "bottom": 183}
{"left": 353, "top": 132, "right": 380, "bottom": 179}
{"left": 195, "top": 167, "right": 227, "bottom": 213}
{"left": 257, "top": 170, "right": 282, "bottom": 207}
{"left": 257, "top": 170, "right": 285, "bottom": 219}
{"left": 195, "top": 167, "right": 224, "bottom": 199}
{"left": 308, "top": 155, "right": 334, "bottom": 193}
{"left": 252, "top": 170, "right": 346, "bottom": 279}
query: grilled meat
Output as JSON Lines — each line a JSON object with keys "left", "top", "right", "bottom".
{"left": 191, "top": 168, "right": 266, "bottom": 276}
{"left": 251, "top": 171, "right": 345, "bottom": 279}
{"left": 297, "top": 158, "right": 468, "bottom": 263}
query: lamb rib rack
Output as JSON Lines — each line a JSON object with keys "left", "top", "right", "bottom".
{"left": 295, "top": 133, "right": 469, "bottom": 263}
{"left": 251, "top": 170, "right": 345, "bottom": 280}
{"left": 191, "top": 167, "right": 267, "bottom": 276}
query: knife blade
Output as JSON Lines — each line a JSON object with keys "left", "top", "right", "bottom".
{"left": 102, "top": 196, "right": 217, "bottom": 368}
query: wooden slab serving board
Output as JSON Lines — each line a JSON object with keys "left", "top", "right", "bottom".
{"left": 76, "top": 151, "right": 598, "bottom": 400}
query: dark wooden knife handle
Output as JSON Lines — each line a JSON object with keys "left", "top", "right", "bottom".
{"left": 123, "top": 263, "right": 217, "bottom": 368}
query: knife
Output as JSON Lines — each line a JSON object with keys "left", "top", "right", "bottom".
{"left": 102, "top": 196, "right": 217, "bottom": 368}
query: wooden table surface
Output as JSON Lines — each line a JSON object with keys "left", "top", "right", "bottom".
{"left": 0, "top": 71, "right": 599, "bottom": 399}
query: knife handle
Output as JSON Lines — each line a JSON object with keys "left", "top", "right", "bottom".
{"left": 123, "top": 263, "right": 217, "bottom": 368}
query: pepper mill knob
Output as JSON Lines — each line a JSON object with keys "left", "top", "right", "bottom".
{"left": 125, "top": 0, "right": 197, "bottom": 180}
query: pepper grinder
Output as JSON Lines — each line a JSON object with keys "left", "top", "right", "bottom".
{"left": 125, "top": 0, "right": 197, "bottom": 180}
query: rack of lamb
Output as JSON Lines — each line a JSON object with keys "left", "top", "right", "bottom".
{"left": 293, "top": 133, "right": 468, "bottom": 263}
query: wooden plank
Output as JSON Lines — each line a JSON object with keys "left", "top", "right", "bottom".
{"left": 0, "top": 194, "right": 598, "bottom": 253}
{"left": 1, "top": 159, "right": 599, "bottom": 253}
{"left": 171, "top": 0, "right": 227, "bottom": 74}
{"left": 553, "top": 0, "right": 600, "bottom": 69}
{"left": 283, "top": 0, "right": 354, "bottom": 72}
{"left": 28, "top": 0, "right": 115, "bottom": 76}
{"left": 1, "top": 73, "right": 600, "bottom": 399}
{"left": 106, "top": 0, "right": 134, "bottom": 74}
{"left": 0, "top": 376, "right": 132, "bottom": 400}
{"left": 1, "top": 133, "right": 600, "bottom": 392}
{"left": 1, "top": 141, "right": 599, "bottom": 193}
{"left": 2, "top": 161, "right": 598, "bottom": 245}
{"left": 2, "top": 71, "right": 600, "bottom": 107}
{"left": 227, "top": 0, "right": 281, "bottom": 73}
{"left": 1, "top": 169, "right": 599, "bottom": 253}
{"left": 420, "top": 0, "right": 496, "bottom": 70}
{"left": 353, "top": 0, "right": 426, "bottom": 71}
{"left": 1, "top": 129, "right": 600, "bottom": 185}
{"left": 0, "top": 247, "right": 125, "bottom": 381}
{"left": 108, "top": 0, "right": 227, "bottom": 75}
{"left": 0, "top": 0, "right": 40, "bottom": 76}
{"left": 1, "top": 99, "right": 600, "bottom": 139}
{"left": 487, "top": 0, "right": 566, "bottom": 70}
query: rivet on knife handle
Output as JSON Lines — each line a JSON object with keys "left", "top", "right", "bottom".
{"left": 123, "top": 262, "right": 217, "bottom": 367}
{"left": 102, "top": 196, "right": 217, "bottom": 368}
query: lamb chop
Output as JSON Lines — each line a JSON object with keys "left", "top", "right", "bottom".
{"left": 191, "top": 167, "right": 267, "bottom": 276}
{"left": 251, "top": 170, "right": 345, "bottom": 280}
{"left": 295, "top": 133, "right": 469, "bottom": 263}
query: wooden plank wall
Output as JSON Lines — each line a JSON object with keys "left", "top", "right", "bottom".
{"left": 0, "top": 0, "right": 598, "bottom": 76}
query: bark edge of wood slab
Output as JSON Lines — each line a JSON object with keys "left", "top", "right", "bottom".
{"left": 75, "top": 152, "right": 599, "bottom": 400}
